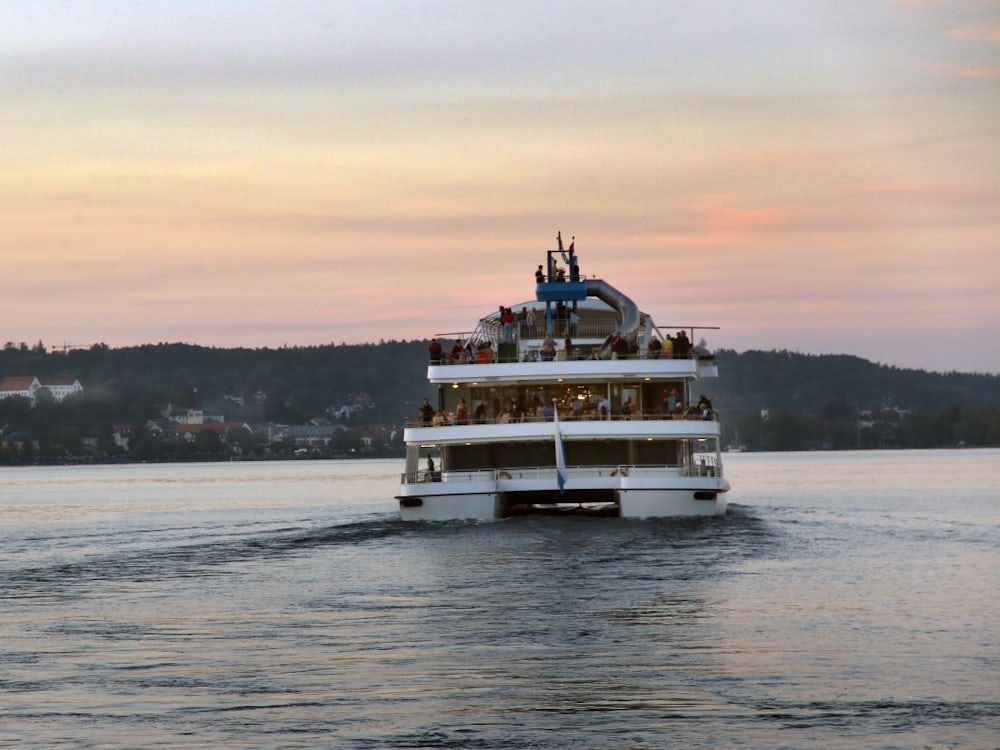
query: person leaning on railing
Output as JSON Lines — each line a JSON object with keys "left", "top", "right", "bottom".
{"left": 662, "top": 336, "right": 673, "bottom": 359}
{"left": 697, "top": 394, "right": 715, "bottom": 420}
{"left": 420, "top": 398, "right": 434, "bottom": 425}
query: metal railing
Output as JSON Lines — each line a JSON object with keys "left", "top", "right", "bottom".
{"left": 430, "top": 320, "right": 717, "bottom": 365}
{"left": 401, "top": 460, "right": 721, "bottom": 485}
{"left": 430, "top": 346, "right": 707, "bottom": 365}
{"left": 405, "top": 410, "right": 718, "bottom": 428}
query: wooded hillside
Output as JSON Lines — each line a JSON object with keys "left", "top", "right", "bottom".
{"left": 1, "top": 340, "right": 998, "bottom": 456}
{"left": 2, "top": 341, "right": 998, "bottom": 424}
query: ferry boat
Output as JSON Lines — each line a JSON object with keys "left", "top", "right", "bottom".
{"left": 397, "top": 234, "right": 730, "bottom": 521}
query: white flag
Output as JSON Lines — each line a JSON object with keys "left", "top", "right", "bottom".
{"left": 553, "top": 401, "right": 567, "bottom": 494}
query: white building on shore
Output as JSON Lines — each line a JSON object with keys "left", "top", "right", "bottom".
{"left": 0, "top": 376, "right": 84, "bottom": 405}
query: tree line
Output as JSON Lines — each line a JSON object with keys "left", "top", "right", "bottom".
{"left": 0, "top": 340, "right": 998, "bottom": 463}
{"left": 709, "top": 349, "right": 1000, "bottom": 451}
{"left": 725, "top": 402, "right": 1000, "bottom": 452}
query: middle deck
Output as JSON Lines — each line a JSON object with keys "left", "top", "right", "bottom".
{"left": 428, "top": 355, "right": 718, "bottom": 385}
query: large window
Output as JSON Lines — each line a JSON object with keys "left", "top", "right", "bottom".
{"left": 442, "top": 438, "right": 685, "bottom": 471}
{"left": 439, "top": 380, "right": 693, "bottom": 422}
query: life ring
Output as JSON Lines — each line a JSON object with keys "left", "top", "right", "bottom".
{"left": 498, "top": 470, "right": 512, "bottom": 479}
{"left": 610, "top": 467, "right": 629, "bottom": 477}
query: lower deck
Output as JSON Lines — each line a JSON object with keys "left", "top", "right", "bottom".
{"left": 397, "top": 463, "right": 729, "bottom": 521}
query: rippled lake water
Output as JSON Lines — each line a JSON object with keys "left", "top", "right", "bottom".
{"left": 1, "top": 450, "right": 998, "bottom": 749}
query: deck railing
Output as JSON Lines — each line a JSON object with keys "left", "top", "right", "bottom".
{"left": 431, "top": 347, "right": 709, "bottom": 365}
{"left": 401, "top": 459, "right": 721, "bottom": 486}
{"left": 405, "top": 411, "right": 718, "bottom": 428}
{"left": 431, "top": 320, "right": 717, "bottom": 365}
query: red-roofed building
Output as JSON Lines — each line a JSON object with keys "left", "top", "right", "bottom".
{"left": 0, "top": 376, "right": 42, "bottom": 402}
{"left": 0, "top": 375, "right": 83, "bottom": 405}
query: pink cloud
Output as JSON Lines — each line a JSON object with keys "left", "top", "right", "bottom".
{"left": 860, "top": 184, "right": 938, "bottom": 193}
{"left": 959, "top": 66, "right": 1000, "bottom": 78}
{"left": 642, "top": 194, "right": 793, "bottom": 250}
{"left": 910, "top": 59, "right": 1000, "bottom": 78}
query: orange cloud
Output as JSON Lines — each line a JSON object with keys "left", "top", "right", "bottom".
{"left": 949, "top": 27, "right": 1000, "bottom": 42}
{"left": 959, "top": 66, "right": 1000, "bottom": 77}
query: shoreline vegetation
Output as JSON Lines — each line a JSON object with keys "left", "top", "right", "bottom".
{"left": 12, "top": 444, "right": 998, "bottom": 470}
{"left": 1, "top": 341, "right": 998, "bottom": 466}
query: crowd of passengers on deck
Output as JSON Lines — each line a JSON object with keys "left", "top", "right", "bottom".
{"left": 416, "top": 393, "right": 715, "bottom": 427}
{"left": 428, "top": 327, "right": 696, "bottom": 365}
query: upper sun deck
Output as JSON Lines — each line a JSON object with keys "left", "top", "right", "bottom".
{"left": 425, "top": 234, "right": 720, "bottom": 384}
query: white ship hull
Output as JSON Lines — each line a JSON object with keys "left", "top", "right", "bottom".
{"left": 398, "top": 478, "right": 729, "bottom": 522}
{"left": 398, "top": 454, "right": 730, "bottom": 521}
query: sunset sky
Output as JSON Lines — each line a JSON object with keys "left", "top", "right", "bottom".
{"left": 3, "top": 1, "right": 998, "bottom": 374}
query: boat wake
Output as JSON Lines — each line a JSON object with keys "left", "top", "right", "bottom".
{"left": 0, "top": 516, "right": 410, "bottom": 601}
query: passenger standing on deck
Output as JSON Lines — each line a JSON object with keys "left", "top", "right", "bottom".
{"left": 456, "top": 398, "right": 469, "bottom": 425}
{"left": 474, "top": 401, "right": 488, "bottom": 424}
{"left": 505, "top": 307, "right": 517, "bottom": 342}
{"left": 499, "top": 306, "right": 511, "bottom": 343}
{"left": 420, "top": 398, "right": 434, "bottom": 426}
{"left": 428, "top": 339, "right": 443, "bottom": 364}
{"left": 535, "top": 265, "right": 545, "bottom": 283}
{"left": 674, "top": 330, "right": 690, "bottom": 358}
{"left": 647, "top": 337, "right": 662, "bottom": 359}
{"left": 555, "top": 301, "right": 566, "bottom": 330}
{"left": 540, "top": 334, "right": 556, "bottom": 361}
{"left": 697, "top": 395, "right": 714, "bottom": 420}
{"left": 613, "top": 335, "right": 629, "bottom": 359}
{"left": 622, "top": 397, "right": 635, "bottom": 419}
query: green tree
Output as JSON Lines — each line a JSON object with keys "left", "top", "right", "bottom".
{"left": 761, "top": 410, "right": 812, "bottom": 451}
{"left": 954, "top": 408, "right": 989, "bottom": 445}
{"left": 329, "top": 428, "right": 364, "bottom": 454}
{"left": 820, "top": 399, "right": 855, "bottom": 448}
{"left": 225, "top": 425, "right": 261, "bottom": 456}
{"left": 192, "top": 429, "right": 225, "bottom": 459}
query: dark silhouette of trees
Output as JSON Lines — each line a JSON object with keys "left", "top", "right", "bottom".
{"left": 0, "top": 342, "right": 997, "bottom": 462}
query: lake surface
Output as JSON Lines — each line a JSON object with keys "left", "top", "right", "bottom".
{"left": 1, "top": 450, "right": 998, "bottom": 749}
